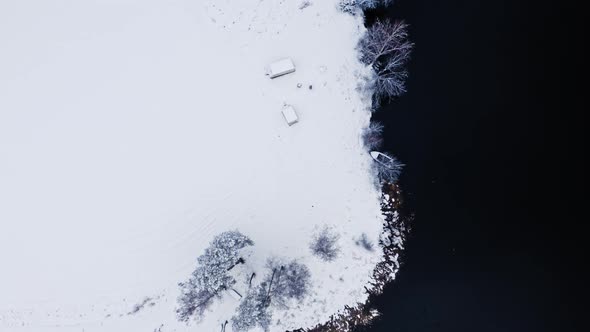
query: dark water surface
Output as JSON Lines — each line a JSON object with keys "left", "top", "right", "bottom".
{"left": 362, "top": 1, "right": 574, "bottom": 331}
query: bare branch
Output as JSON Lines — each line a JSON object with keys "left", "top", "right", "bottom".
{"left": 358, "top": 20, "right": 413, "bottom": 102}
{"left": 362, "top": 121, "right": 385, "bottom": 150}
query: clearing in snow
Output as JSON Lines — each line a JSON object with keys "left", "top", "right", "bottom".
{"left": 0, "top": 1, "right": 384, "bottom": 331}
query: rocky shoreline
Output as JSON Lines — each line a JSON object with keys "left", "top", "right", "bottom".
{"left": 289, "top": 183, "right": 411, "bottom": 332}
{"left": 289, "top": 2, "right": 413, "bottom": 329}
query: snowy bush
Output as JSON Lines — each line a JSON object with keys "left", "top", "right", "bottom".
{"left": 358, "top": 20, "right": 413, "bottom": 103}
{"left": 177, "top": 231, "right": 254, "bottom": 322}
{"left": 310, "top": 227, "right": 340, "bottom": 261}
{"left": 299, "top": 1, "right": 312, "bottom": 10}
{"left": 361, "top": 121, "right": 384, "bottom": 150}
{"left": 373, "top": 152, "right": 404, "bottom": 183}
{"left": 265, "top": 258, "right": 311, "bottom": 304}
{"left": 355, "top": 233, "right": 375, "bottom": 251}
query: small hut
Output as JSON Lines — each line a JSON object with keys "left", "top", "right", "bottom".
{"left": 267, "top": 58, "right": 296, "bottom": 79}
{"left": 282, "top": 105, "right": 299, "bottom": 126}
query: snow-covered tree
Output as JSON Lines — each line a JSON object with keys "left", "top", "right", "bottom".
{"left": 362, "top": 121, "right": 384, "bottom": 150}
{"left": 358, "top": 20, "right": 413, "bottom": 102}
{"left": 361, "top": 0, "right": 396, "bottom": 9}
{"left": 232, "top": 258, "right": 311, "bottom": 331}
{"left": 265, "top": 258, "right": 311, "bottom": 304}
{"left": 231, "top": 283, "right": 272, "bottom": 332}
{"left": 177, "top": 231, "right": 254, "bottom": 322}
{"left": 176, "top": 285, "right": 215, "bottom": 322}
{"left": 338, "top": 0, "right": 360, "bottom": 14}
{"left": 310, "top": 227, "right": 340, "bottom": 261}
{"left": 338, "top": 0, "right": 395, "bottom": 14}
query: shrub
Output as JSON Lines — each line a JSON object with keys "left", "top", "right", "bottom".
{"left": 355, "top": 233, "right": 375, "bottom": 251}
{"left": 310, "top": 227, "right": 340, "bottom": 261}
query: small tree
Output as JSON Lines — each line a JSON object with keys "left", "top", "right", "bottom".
{"left": 232, "top": 283, "right": 272, "bottom": 332}
{"left": 232, "top": 258, "right": 311, "bottom": 331}
{"left": 310, "top": 227, "right": 340, "bottom": 261}
{"left": 361, "top": 121, "right": 384, "bottom": 150}
{"left": 265, "top": 258, "right": 311, "bottom": 304}
{"left": 177, "top": 231, "right": 254, "bottom": 322}
{"left": 358, "top": 20, "right": 413, "bottom": 103}
{"left": 373, "top": 152, "right": 404, "bottom": 183}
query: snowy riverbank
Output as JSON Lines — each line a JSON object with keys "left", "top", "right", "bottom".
{"left": 0, "top": 1, "right": 402, "bottom": 331}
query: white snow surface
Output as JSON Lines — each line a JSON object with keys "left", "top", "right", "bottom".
{"left": 0, "top": 1, "right": 383, "bottom": 331}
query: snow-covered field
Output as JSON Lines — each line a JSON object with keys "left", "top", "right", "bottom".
{"left": 0, "top": 1, "right": 383, "bottom": 331}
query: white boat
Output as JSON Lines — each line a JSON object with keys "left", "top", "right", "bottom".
{"left": 370, "top": 151, "right": 396, "bottom": 168}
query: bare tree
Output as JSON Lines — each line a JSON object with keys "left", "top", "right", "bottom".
{"left": 361, "top": 121, "right": 384, "bottom": 150}
{"left": 372, "top": 152, "right": 404, "bottom": 183}
{"left": 358, "top": 20, "right": 411, "bottom": 67}
{"left": 310, "top": 227, "right": 340, "bottom": 261}
{"left": 373, "top": 51, "right": 410, "bottom": 99}
{"left": 358, "top": 20, "right": 413, "bottom": 102}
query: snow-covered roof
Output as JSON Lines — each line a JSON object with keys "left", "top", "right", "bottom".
{"left": 268, "top": 58, "right": 296, "bottom": 79}
{"left": 282, "top": 105, "right": 299, "bottom": 126}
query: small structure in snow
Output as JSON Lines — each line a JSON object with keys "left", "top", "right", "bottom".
{"left": 282, "top": 106, "right": 299, "bottom": 126}
{"left": 228, "top": 288, "right": 243, "bottom": 301}
{"left": 267, "top": 58, "right": 296, "bottom": 79}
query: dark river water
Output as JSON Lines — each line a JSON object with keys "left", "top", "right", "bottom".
{"left": 361, "top": 1, "right": 573, "bottom": 331}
